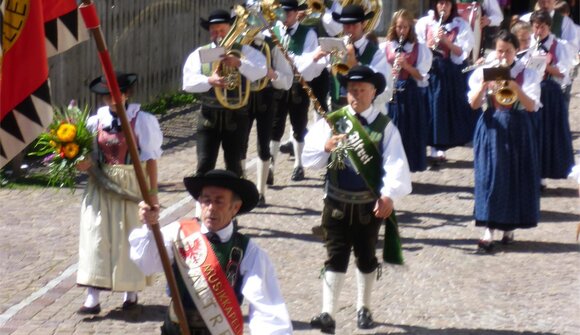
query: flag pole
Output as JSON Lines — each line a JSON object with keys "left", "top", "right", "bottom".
{"left": 78, "top": 2, "right": 190, "bottom": 334}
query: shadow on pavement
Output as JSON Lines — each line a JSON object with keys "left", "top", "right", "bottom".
{"left": 397, "top": 211, "right": 471, "bottom": 227}
{"left": 411, "top": 182, "right": 473, "bottom": 195}
{"left": 378, "top": 323, "right": 559, "bottom": 334}
{"left": 241, "top": 226, "right": 322, "bottom": 244}
{"left": 81, "top": 304, "right": 166, "bottom": 323}
{"left": 540, "top": 210, "right": 580, "bottom": 223}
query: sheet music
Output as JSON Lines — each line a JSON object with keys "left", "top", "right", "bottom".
{"left": 199, "top": 47, "right": 226, "bottom": 64}
{"left": 319, "top": 37, "right": 347, "bottom": 53}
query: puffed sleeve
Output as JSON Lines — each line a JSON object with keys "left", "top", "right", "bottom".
{"left": 270, "top": 46, "right": 294, "bottom": 91}
{"left": 135, "top": 111, "right": 163, "bottom": 161}
{"left": 415, "top": 15, "right": 430, "bottom": 45}
{"left": 467, "top": 67, "right": 485, "bottom": 105}
{"left": 483, "top": 0, "right": 503, "bottom": 27}
{"left": 415, "top": 43, "right": 433, "bottom": 87}
{"left": 521, "top": 68, "right": 542, "bottom": 112}
{"left": 240, "top": 241, "right": 293, "bottom": 334}
{"left": 449, "top": 18, "right": 474, "bottom": 64}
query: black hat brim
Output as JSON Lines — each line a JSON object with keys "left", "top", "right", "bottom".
{"left": 183, "top": 170, "right": 259, "bottom": 214}
{"left": 338, "top": 71, "right": 386, "bottom": 96}
{"left": 200, "top": 16, "right": 235, "bottom": 30}
{"left": 281, "top": 3, "right": 308, "bottom": 11}
{"left": 332, "top": 11, "right": 374, "bottom": 24}
{"left": 89, "top": 73, "right": 137, "bottom": 95}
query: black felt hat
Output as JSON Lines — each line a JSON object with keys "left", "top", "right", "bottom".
{"left": 200, "top": 9, "right": 235, "bottom": 30}
{"left": 338, "top": 65, "right": 386, "bottom": 95}
{"left": 183, "top": 169, "right": 259, "bottom": 214}
{"left": 280, "top": 0, "right": 308, "bottom": 11}
{"left": 332, "top": 4, "right": 374, "bottom": 24}
{"left": 89, "top": 72, "right": 137, "bottom": 95}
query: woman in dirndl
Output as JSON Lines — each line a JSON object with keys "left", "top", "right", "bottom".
{"left": 415, "top": 0, "right": 476, "bottom": 163}
{"left": 528, "top": 10, "right": 575, "bottom": 187}
{"left": 76, "top": 72, "right": 163, "bottom": 314}
{"left": 468, "top": 30, "right": 542, "bottom": 252}
{"left": 383, "top": 9, "right": 433, "bottom": 172}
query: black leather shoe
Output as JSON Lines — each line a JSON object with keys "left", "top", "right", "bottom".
{"left": 267, "top": 168, "right": 274, "bottom": 186}
{"left": 477, "top": 240, "right": 494, "bottom": 253}
{"left": 291, "top": 166, "right": 304, "bottom": 181}
{"left": 257, "top": 194, "right": 266, "bottom": 207}
{"left": 357, "top": 307, "right": 374, "bottom": 329}
{"left": 77, "top": 304, "right": 101, "bottom": 315}
{"left": 279, "top": 142, "right": 294, "bottom": 156}
{"left": 310, "top": 312, "right": 336, "bottom": 334}
{"left": 122, "top": 296, "right": 138, "bottom": 310}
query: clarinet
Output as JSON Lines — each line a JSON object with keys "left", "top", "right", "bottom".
{"left": 390, "top": 36, "right": 406, "bottom": 103}
{"left": 432, "top": 11, "right": 445, "bottom": 54}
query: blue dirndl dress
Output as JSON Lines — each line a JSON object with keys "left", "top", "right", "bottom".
{"left": 473, "top": 105, "right": 540, "bottom": 231}
{"left": 535, "top": 79, "right": 575, "bottom": 179}
{"left": 388, "top": 79, "right": 429, "bottom": 172}
{"left": 427, "top": 56, "right": 478, "bottom": 149}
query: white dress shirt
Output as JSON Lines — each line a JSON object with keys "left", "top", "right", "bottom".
{"left": 129, "top": 221, "right": 293, "bottom": 335}
{"left": 253, "top": 33, "right": 294, "bottom": 90}
{"left": 302, "top": 105, "right": 412, "bottom": 202}
{"left": 481, "top": 0, "right": 504, "bottom": 27}
{"left": 182, "top": 42, "right": 267, "bottom": 93}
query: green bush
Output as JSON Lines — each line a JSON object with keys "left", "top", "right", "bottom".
{"left": 142, "top": 92, "right": 197, "bottom": 115}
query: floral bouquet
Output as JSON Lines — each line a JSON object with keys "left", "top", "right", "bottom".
{"left": 29, "top": 102, "right": 94, "bottom": 188}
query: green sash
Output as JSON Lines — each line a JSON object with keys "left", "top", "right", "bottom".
{"left": 326, "top": 106, "right": 385, "bottom": 196}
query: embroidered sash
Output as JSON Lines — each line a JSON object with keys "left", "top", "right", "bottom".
{"left": 172, "top": 220, "right": 243, "bottom": 335}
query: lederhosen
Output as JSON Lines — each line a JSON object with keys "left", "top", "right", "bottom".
{"left": 271, "top": 24, "right": 327, "bottom": 143}
{"left": 321, "top": 111, "right": 390, "bottom": 274}
{"left": 161, "top": 223, "right": 249, "bottom": 335}
{"left": 196, "top": 43, "right": 249, "bottom": 177}
{"left": 330, "top": 39, "right": 379, "bottom": 110}
{"left": 241, "top": 37, "right": 277, "bottom": 162}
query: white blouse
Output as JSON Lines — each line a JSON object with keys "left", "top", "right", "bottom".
{"left": 87, "top": 103, "right": 163, "bottom": 161}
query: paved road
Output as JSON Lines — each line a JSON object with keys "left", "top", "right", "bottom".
{"left": 1, "top": 82, "right": 579, "bottom": 334}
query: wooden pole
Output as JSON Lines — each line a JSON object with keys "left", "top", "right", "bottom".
{"left": 78, "top": 2, "right": 190, "bottom": 334}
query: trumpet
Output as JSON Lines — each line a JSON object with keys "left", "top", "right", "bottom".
{"left": 390, "top": 36, "right": 406, "bottom": 103}
{"left": 461, "top": 59, "right": 500, "bottom": 73}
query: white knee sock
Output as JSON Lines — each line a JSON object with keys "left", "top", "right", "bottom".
{"left": 483, "top": 228, "right": 494, "bottom": 242}
{"left": 269, "top": 141, "right": 280, "bottom": 171}
{"left": 84, "top": 287, "right": 100, "bottom": 307}
{"left": 356, "top": 269, "right": 376, "bottom": 311}
{"left": 256, "top": 160, "right": 269, "bottom": 196}
{"left": 321, "top": 271, "right": 345, "bottom": 317}
{"left": 292, "top": 139, "right": 304, "bottom": 168}
{"left": 123, "top": 291, "right": 137, "bottom": 303}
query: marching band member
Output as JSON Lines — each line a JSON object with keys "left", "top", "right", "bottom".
{"left": 521, "top": 0, "right": 579, "bottom": 53}
{"left": 467, "top": 30, "right": 542, "bottom": 252}
{"left": 328, "top": 4, "right": 391, "bottom": 111}
{"left": 415, "top": 0, "right": 475, "bottom": 163}
{"left": 303, "top": 66, "right": 411, "bottom": 333}
{"left": 131, "top": 170, "right": 293, "bottom": 334}
{"left": 457, "top": 0, "right": 504, "bottom": 53}
{"left": 511, "top": 20, "right": 534, "bottom": 61}
{"left": 182, "top": 9, "right": 266, "bottom": 178}
{"left": 529, "top": 10, "right": 575, "bottom": 183}
{"left": 268, "top": 0, "right": 327, "bottom": 183}
{"left": 383, "top": 9, "right": 433, "bottom": 172}
{"left": 240, "top": 31, "right": 294, "bottom": 206}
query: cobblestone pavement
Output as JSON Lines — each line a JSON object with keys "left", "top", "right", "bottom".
{"left": 1, "top": 81, "right": 579, "bottom": 335}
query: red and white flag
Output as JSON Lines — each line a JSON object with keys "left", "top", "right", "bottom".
{"left": 0, "top": 0, "right": 88, "bottom": 168}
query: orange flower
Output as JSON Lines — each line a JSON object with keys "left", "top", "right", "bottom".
{"left": 62, "top": 142, "right": 80, "bottom": 159}
{"left": 56, "top": 123, "right": 77, "bottom": 142}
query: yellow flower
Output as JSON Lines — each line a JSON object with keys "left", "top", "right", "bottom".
{"left": 62, "top": 142, "right": 80, "bottom": 159}
{"left": 56, "top": 123, "right": 77, "bottom": 142}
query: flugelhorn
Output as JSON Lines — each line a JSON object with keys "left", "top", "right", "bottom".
{"left": 493, "top": 59, "right": 517, "bottom": 106}
{"left": 330, "top": 34, "right": 352, "bottom": 77}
